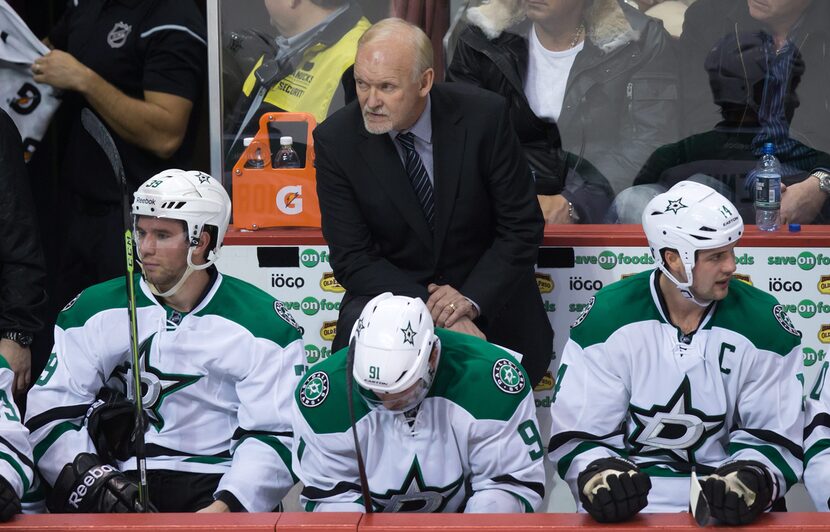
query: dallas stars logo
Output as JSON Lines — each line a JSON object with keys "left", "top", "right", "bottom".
{"left": 299, "top": 371, "right": 329, "bottom": 408}
{"left": 372, "top": 456, "right": 463, "bottom": 512}
{"left": 492, "top": 358, "right": 525, "bottom": 394}
{"left": 664, "top": 198, "right": 688, "bottom": 214}
{"left": 355, "top": 317, "right": 366, "bottom": 337}
{"left": 112, "top": 333, "right": 202, "bottom": 431}
{"left": 400, "top": 322, "right": 417, "bottom": 346}
{"left": 628, "top": 377, "right": 723, "bottom": 464}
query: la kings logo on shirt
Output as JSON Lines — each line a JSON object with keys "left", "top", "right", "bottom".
{"left": 773, "top": 304, "right": 801, "bottom": 337}
{"left": 492, "top": 359, "right": 525, "bottom": 394}
{"left": 628, "top": 376, "right": 724, "bottom": 463}
{"left": 299, "top": 371, "right": 329, "bottom": 407}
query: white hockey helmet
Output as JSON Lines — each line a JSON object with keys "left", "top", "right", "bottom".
{"left": 131, "top": 169, "right": 231, "bottom": 296}
{"left": 642, "top": 180, "right": 743, "bottom": 304}
{"left": 351, "top": 293, "right": 439, "bottom": 412}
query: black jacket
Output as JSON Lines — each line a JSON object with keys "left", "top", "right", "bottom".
{"left": 449, "top": 0, "right": 680, "bottom": 198}
{"left": 0, "top": 109, "right": 46, "bottom": 335}
{"left": 679, "top": 0, "right": 830, "bottom": 153}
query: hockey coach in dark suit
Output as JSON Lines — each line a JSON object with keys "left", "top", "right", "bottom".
{"left": 314, "top": 17, "right": 552, "bottom": 385}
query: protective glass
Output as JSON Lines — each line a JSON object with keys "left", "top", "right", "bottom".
{"left": 357, "top": 378, "right": 430, "bottom": 414}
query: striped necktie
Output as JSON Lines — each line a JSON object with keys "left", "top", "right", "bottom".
{"left": 395, "top": 131, "right": 435, "bottom": 230}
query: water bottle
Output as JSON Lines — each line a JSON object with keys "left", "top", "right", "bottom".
{"left": 273, "top": 136, "right": 302, "bottom": 168}
{"left": 754, "top": 142, "right": 781, "bottom": 231}
{"left": 242, "top": 137, "right": 266, "bottom": 169}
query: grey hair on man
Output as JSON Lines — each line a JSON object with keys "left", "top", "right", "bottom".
{"left": 357, "top": 17, "right": 433, "bottom": 81}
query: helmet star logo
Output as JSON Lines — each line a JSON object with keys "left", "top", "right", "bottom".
{"left": 355, "top": 317, "right": 366, "bottom": 337}
{"left": 664, "top": 198, "right": 688, "bottom": 214}
{"left": 400, "top": 322, "right": 417, "bottom": 345}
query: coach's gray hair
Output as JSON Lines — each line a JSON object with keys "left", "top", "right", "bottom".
{"left": 357, "top": 18, "right": 433, "bottom": 81}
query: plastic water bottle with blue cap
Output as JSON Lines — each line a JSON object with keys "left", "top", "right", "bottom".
{"left": 754, "top": 142, "right": 781, "bottom": 231}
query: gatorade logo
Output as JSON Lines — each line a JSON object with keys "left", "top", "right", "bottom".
{"left": 819, "top": 275, "right": 830, "bottom": 295}
{"left": 803, "top": 348, "right": 827, "bottom": 367}
{"left": 320, "top": 320, "right": 337, "bottom": 341}
{"left": 276, "top": 185, "right": 303, "bottom": 215}
{"left": 768, "top": 252, "right": 830, "bottom": 271}
{"left": 535, "top": 273, "right": 553, "bottom": 294}
{"left": 300, "top": 249, "right": 329, "bottom": 268}
{"left": 9, "top": 82, "right": 41, "bottom": 115}
{"left": 300, "top": 296, "right": 340, "bottom": 316}
{"left": 320, "top": 272, "right": 344, "bottom": 293}
{"left": 574, "top": 250, "right": 654, "bottom": 270}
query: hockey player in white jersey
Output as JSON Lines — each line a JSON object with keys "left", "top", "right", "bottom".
{"left": 804, "top": 363, "right": 830, "bottom": 510}
{"left": 25, "top": 170, "right": 304, "bottom": 513}
{"left": 292, "top": 293, "right": 545, "bottom": 513}
{"left": 0, "top": 355, "right": 35, "bottom": 521}
{"left": 549, "top": 181, "right": 803, "bottom": 525}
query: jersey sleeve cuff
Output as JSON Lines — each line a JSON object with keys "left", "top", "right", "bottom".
{"left": 215, "top": 490, "right": 246, "bottom": 512}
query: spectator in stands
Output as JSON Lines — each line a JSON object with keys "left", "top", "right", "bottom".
{"left": 550, "top": 181, "right": 802, "bottom": 524}
{"left": 448, "top": 0, "right": 679, "bottom": 201}
{"left": 612, "top": 31, "right": 830, "bottom": 223}
{"left": 224, "top": 0, "right": 370, "bottom": 167}
{"left": 26, "top": 171, "right": 304, "bottom": 513}
{"left": 678, "top": 0, "right": 829, "bottom": 155}
{"left": 31, "top": 0, "right": 206, "bottom": 377}
{"left": 0, "top": 108, "right": 46, "bottom": 395}
{"left": 447, "top": 0, "right": 614, "bottom": 224}
{"left": 314, "top": 18, "right": 552, "bottom": 385}
{"left": 292, "top": 293, "right": 545, "bottom": 513}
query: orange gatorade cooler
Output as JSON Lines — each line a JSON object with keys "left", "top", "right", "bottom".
{"left": 232, "top": 112, "right": 320, "bottom": 229}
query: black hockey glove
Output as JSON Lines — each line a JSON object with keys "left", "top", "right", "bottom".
{"left": 577, "top": 457, "right": 651, "bottom": 523}
{"left": 0, "top": 475, "right": 21, "bottom": 521}
{"left": 47, "top": 453, "right": 151, "bottom": 513}
{"left": 85, "top": 387, "right": 144, "bottom": 464}
{"left": 701, "top": 460, "right": 773, "bottom": 525}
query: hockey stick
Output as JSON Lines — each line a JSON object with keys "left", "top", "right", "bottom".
{"left": 345, "top": 338, "right": 373, "bottom": 513}
{"left": 690, "top": 467, "right": 710, "bottom": 527}
{"left": 80, "top": 108, "right": 149, "bottom": 512}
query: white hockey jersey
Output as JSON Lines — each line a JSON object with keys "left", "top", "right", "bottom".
{"left": 25, "top": 272, "right": 305, "bottom": 512}
{"left": 0, "top": 357, "right": 34, "bottom": 500}
{"left": 804, "top": 362, "right": 830, "bottom": 511}
{"left": 549, "top": 270, "right": 803, "bottom": 513}
{"left": 292, "top": 329, "right": 546, "bottom": 513}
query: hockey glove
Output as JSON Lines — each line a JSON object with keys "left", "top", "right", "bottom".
{"left": 701, "top": 460, "right": 773, "bottom": 525}
{"left": 47, "top": 453, "right": 151, "bottom": 513}
{"left": 85, "top": 387, "right": 144, "bottom": 464}
{"left": 577, "top": 457, "right": 651, "bottom": 523}
{"left": 0, "top": 475, "right": 21, "bottom": 521}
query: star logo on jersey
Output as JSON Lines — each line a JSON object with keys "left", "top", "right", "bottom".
{"left": 113, "top": 333, "right": 202, "bottom": 431}
{"left": 664, "top": 198, "right": 688, "bottom": 215}
{"left": 355, "top": 317, "right": 366, "bottom": 337}
{"left": 492, "top": 358, "right": 525, "bottom": 394}
{"left": 371, "top": 456, "right": 463, "bottom": 512}
{"left": 299, "top": 371, "right": 329, "bottom": 408}
{"left": 400, "top": 322, "right": 417, "bottom": 346}
{"left": 628, "top": 377, "right": 724, "bottom": 464}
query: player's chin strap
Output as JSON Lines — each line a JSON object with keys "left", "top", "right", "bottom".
{"left": 139, "top": 247, "right": 213, "bottom": 298}
{"left": 658, "top": 263, "right": 712, "bottom": 308}
{"left": 346, "top": 338, "right": 374, "bottom": 513}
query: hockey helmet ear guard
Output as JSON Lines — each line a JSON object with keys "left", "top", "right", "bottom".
{"left": 131, "top": 169, "right": 231, "bottom": 297}
{"left": 351, "top": 293, "right": 439, "bottom": 412}
{"left": 641, "top": 179, "right": 743, "bottom": 305}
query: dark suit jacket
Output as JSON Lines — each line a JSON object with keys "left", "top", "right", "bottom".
{"left": 314, "top": 82, "right": 552, "bottom": 384}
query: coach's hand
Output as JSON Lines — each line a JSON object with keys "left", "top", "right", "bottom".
{"left": 427, "top": 284, "right": 478, "bottom": 328}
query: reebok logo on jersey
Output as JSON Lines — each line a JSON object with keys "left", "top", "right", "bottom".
{"left": 68, "top": 464, "right": 116, "bottom": 509}
{"left": 300, "top": 371, "right": 329, "bottom": 407}
{"left": 492, "top": 359, "right": 525, "bottom": 394}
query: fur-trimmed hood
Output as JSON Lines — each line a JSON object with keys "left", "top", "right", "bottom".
{"left": 465, "top": 0, "right": 641, "bottom": 54}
